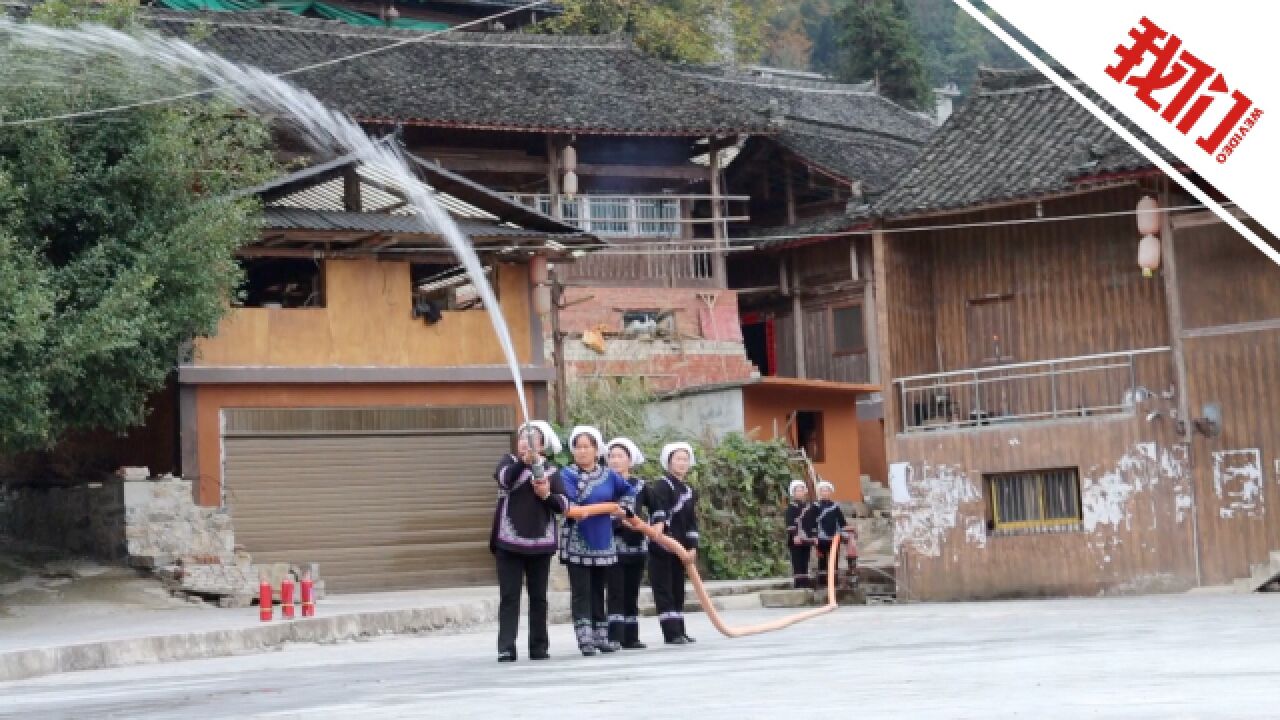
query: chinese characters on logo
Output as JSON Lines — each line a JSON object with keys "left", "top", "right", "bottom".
{"left": 1106, "top": 17, "right": 1263, "bottom": 164}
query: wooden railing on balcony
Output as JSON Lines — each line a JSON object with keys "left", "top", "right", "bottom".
{"left": 509, "top": 193, "right": 749, "bottom": 238}
{"left": 560, "top": 240, "right": 721, "bottom": 288}
{"left": 893, "top": 348, "right": 1174, "bottom": 433}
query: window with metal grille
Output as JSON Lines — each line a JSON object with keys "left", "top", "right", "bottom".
{"left": 830, "top": 303, "right": 865, "bottom": 355}
{"left": 987, "top": 468, "right": 1081, "bottom": 532}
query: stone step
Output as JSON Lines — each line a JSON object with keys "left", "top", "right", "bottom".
{"left": 759, "top": 588, "right": 813, "bottom": 608}
{"left": 638, "top": 591, "right": 764, "bottom": 616}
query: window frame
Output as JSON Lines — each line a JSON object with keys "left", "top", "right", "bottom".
{"left": 828, "top": 301, "right": 867, "bottom": 357}
{"left": 986, "top": 467, "right": 1082, "bottom": 533}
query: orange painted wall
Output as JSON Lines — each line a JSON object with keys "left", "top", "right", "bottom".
{"left": 193, "top": 383, "right": 533, "bottom": 506}
{"left": 742, "top": 385, "right": 863, "bottom": 503}
{"left": 193, "top": 259, "right": 533, "bottom": 367}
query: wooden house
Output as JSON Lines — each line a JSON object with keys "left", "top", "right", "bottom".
{"left": 869, "top": 68, "right": 1280, "bottom": 600}
{"left": 716, "top": 69, "right": 935, "bottom": 500}
{"left": 160, "top": 144, "right": 589, "bottom": 591}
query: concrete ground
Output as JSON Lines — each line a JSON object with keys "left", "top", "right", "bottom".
{"left": 1, "top": 593, "right": 1276, "bottom": 719}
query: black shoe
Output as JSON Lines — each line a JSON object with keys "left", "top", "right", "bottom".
{"left": 621, "top": 640, "right": 647, "bottom": 650}
{"left": 597, "top": 641, "right": 620, "bottom": 653}
{"left": 664, "top": 636, "right": 687, "bottom": 646}
{"left": 530, "top": 652, "right": 551, "bottom": 661}
{"left": 498, "top": 650, "right": 517, "bottom": 663}
{"left": 580, "top": 645, "right": 598, "bottom": 657}
{"left": 682, "top": 635, "right": 696, "bottom": 644}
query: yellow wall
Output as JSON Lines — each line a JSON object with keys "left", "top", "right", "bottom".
{"left": 193, "top": 259, "right": 533, "bottom": 367}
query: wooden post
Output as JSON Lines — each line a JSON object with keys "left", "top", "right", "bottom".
{"left": 1159, "top": 179, "right": 1201, "bottom": 587}
{"left": 709, "top": 138, "right": 729, "bottom": 288}
{"left": 545, "top": 134, "right": 562, "bottom": 218}
{"left": 342, "top": 167, "right": 361, "bottom": 212}
{"left": 549, "top": 266, "right": 569, "bottom": 427}
{"left": 792, "top": 260, "right": 806, "bottom": 379}
{"left": 784, "top": 161, "right": 797, "bottom": 226}
{"left": 872, "top": 226, "right": 896, "bottom": 438}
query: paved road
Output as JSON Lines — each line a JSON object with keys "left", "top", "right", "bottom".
{"left": 2, "top": 593, "right": 1277, "bottom": 719}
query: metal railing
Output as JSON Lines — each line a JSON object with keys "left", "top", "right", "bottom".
{"left": 894, "top": 347, "right": 1172, "bottom": 433}
{"left": 510, "top": 193, "right": 749, "bottom": 238}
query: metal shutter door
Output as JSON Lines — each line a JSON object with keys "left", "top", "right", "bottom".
{"left": 222, "top": 407, "right": 511, "bottom": 592}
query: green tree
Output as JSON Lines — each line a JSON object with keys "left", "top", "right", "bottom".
{"left": 535, "top": 0, "right": 780, "bottom": 65}
{"left": 833, "top": 0, "right": 931, "bottom": 110}
{"left": 0, "top": 0, "right": 276, "bottom": 455}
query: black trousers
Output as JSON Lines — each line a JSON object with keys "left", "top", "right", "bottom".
{"left": 495, "top": 549, "right": 552, "bottom": 657}
{"left": 648, "top": 548, "right": 687, "bottom": 641}
{"left": 607, "top": 557, "right": 645, "bottom": 643}
{"left": 789, "top": 543, "right": 813, "bottom": 589}
{"left": 567, "top": 564, "right": 609, "bottom": 647}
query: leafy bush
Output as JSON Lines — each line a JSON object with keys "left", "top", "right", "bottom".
{"left": 558, "top": 380, "right": 793, "bottom": 580}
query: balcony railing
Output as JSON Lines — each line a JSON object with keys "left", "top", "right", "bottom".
{"left": 510, "top": 193, "right": 749, "bottom": 238}
{"left": 893, "top": 348, "right": 1173, "bottom": 433}
{"left": 560, "top": 239, "right": 720, "bottom": 287}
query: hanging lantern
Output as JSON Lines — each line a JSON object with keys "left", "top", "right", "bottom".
{"left": 562, "top": 170, "right": 579, "bottom": 198}
{"left": 533, "top": 284, "right": 552, "bottom": 315}
{"left": 561, "top": 145, "right": 577, "bottom": 173}
{"left": 1138, "top": 233, "right": 1161, "bottom": 278}
{"left": 529, "top": 255, "right": 549, "bottom": 285}
{"left": 1136, "top": 195, "right": 1160, "bottom": 235}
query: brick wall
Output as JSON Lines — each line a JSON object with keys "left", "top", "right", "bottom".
{"left": 558, "top": 287, "right": 743, "bottom": 340}
{"left": 556, "top": 287, "right": 756, "bottom": 392}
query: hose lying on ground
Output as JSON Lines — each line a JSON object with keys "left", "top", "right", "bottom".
{"left": 563, "top": 501, "right": 840, "bottom": 637}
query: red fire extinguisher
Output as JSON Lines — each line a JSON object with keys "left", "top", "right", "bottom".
{"left": 300, "top": 569, "right": 315, "bottom": 618}
{"left": 280, "top": 574, "right": 296, "bottom": 619}
{"left": 259, "top": 574, "right": 273, "bottom": 622}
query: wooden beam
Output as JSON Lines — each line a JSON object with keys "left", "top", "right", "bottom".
{"left": 431, "top": 156, "right": 708, "bottom": 180}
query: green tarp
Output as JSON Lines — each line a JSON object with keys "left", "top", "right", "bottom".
{"left": 158, "top": 0, "right": 451, "bottom": 31}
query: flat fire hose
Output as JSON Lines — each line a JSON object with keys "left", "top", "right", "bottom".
{"left": 563, "top": 503, "right": 840, "bottom": 637}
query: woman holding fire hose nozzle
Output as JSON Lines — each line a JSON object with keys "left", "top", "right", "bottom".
{"left": 489, "top": 420, "right": 566, "bottom": 663}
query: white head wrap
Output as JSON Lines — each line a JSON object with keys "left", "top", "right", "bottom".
{"left": 660, "top": 442, "right": 696, "bottom": 473}
{"left": 817, "top": 480, "right": 835, "bottom": 494}
{"left": 518, "top": 420, "right": 561, "bottom": 455}
{"left": 789, "top": 480, "right": 807, "bottom": 497}
{"left": 605, "top": 437, "right": 645, "bottom": 466}
{"left": 568, "top": 425, "right": 605, "bottom": 457}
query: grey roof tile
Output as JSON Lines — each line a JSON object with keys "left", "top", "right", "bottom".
{"left": 874, "top": 67, "right": 1175, "bottom": 218}
{"left": 145, "top": 9, "right": 772, "bottom": 134}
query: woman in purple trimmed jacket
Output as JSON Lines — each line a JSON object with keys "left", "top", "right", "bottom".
{"left": 490, "top": 420, "right": 568, "bottom": 663}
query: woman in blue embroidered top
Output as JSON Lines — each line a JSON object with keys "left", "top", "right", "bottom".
{"left": 560, "top": 425, "right": 638, "bottom": 656}
{"left": 644, "top": 441, "right": 700, "bottom": 646}
{"left": 604, "top": 436, "right": 648, "bottom": 650}
{"left": 490, "top": 420, "right": 567, "bottom": 663}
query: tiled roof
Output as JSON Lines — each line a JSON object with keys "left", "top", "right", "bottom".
{"left": 248, "top": 141, "right": 592, "bottom": 247}
{"left": 775, "top": 120, "right": 924, "bottom": 193}
{"left": 874, "top": 67, "right": 1174, "bottom": 219}
{"left": 678, "top": 64, "right": 935, "bottom": 141}
{"left": 145, "top": 9, "right": 773, "bottom": 135}
{"left": 739, "top": 209, "right": 871, "bottom": 251}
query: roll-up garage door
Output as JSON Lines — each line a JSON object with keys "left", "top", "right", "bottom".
{"left": 222, "top": 406, "right": 513, "bottom": 593}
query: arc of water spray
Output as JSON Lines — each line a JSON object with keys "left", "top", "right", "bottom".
{"left": 1, "top": 19, "right": 532, "bottom": 424}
